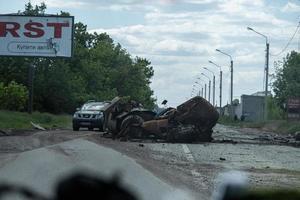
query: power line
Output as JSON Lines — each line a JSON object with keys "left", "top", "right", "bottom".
{"left": 270, "top": 22, "right": 300, "bottom": 57}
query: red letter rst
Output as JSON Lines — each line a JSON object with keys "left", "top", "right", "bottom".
{"left": 24, "top": 22, "right": 44, "bottom": 38}
{"left": 0, "top": 22, "right": 20, "bottom": 37}
{"left": 47, "top": 22, "right": 69, "bottom": 38}
{"left": 0, "top": 21, "right": 70, "bottom": 38}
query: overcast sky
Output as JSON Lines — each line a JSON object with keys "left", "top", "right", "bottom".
{"left": 1, "top": 0, "right": 300, "bottom": 107}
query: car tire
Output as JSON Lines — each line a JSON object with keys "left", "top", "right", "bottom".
{"left": 73, "top": 124, "right": 79, "bottom": 131}
{"left": 98, "top": 123, "right": 104, "bottom": 132}
{"left": 119, "top": 115, "right": 144, "bottom": 139}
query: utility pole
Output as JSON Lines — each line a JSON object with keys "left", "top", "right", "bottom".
{"left": 216, "top": 49, "right": 233, "bottom": 117}
{"left": 220, "top": 70, "right": 222, "bottom": 112}
{"left": 209, "top": 60, "right": 223, "bottom": 112}
{"left": 194, "top": 79, "right": 203, "bottom": 97}
{"left": 216, "top": 49, "right": 233, "bottom": 105}
{"left": 208, "top": 80, "right": 211, "bottom": 103}
{"left": 247, "top": 27, "right": 269, "bottom": 121}
{"left": 230, "top": 60, "right": 233, "bottom": 105}
{"left": 28, "top": 63, "right": 34, "bottom": 114}
{"left": 265, "top": 42, "right": 269, "bottom": 120}
{"left": 204, "top": 67, "right": 215, "bottom": 106}
{"left": 195, "top": 81, "right": 204, "bottom": 98}
{"left": 202, "top": 73, "right": 211, "bottom": 103}
{"left": 205, "top": 84, "right": 207, "bottom": 99}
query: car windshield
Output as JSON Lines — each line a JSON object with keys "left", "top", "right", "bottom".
{"left": 81, "top": 103, "right": 107, "bottom": 111}
{"left": 2, "top": 1, "right": 300, "bottom": 200}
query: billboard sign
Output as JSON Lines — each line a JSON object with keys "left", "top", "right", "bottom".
{"left": 0, "top": 15, "right": 74, "bottom": 57}
{"left": 287, "top": 97, "right": 300, "bottom": 119}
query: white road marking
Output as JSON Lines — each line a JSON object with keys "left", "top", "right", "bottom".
{"left": 191, "top": 169, "right": 201, "bottom": 177}
{"left": 181, "top": 144, "right": 195, "bottom": 163}
{"left": 181, "top": 144, "right": 208, "bottom": 188}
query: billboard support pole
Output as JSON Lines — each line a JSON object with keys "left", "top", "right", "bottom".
{"left": 28, "top": 63, "right": 34, "bottom": 114}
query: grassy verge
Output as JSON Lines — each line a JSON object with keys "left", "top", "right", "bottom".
{"left": 218, "top": 116, "right": 300, "bottom": 135}
{"left": 274, "top": 121, "right": 300, "bottom": 135}
{"left": 218, "top": 116, "right": 266, "bottom": 128}
{"left": 0, "top": 110, "right": 72, "bottom": 130}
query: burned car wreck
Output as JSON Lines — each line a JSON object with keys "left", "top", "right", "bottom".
{"left": 102, "top": 96, "right": 219, "bottom": 142}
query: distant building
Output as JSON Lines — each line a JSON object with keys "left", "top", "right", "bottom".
{"left": 251, "top": 91, "right": 272, "bottom": 97}
{"left": 235, "top": 95, "right": 265, "bottom": 121}
{"left": 222, "top": 91, "right": 269, "bottom": 121}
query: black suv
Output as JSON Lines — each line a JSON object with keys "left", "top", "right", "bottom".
{"left": 72, "top": 101, "right": 109, "bottom": 131}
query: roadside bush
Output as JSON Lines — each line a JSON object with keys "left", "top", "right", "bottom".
{"left": 0, "top": 81, "right": 28, "bottom": 111}
{"left": 267, "top": 96, "right": 285, "bottom": 120}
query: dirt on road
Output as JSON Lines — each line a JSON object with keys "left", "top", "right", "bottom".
{"left": 0, "top": 124, "right": 299, "bottom": 199}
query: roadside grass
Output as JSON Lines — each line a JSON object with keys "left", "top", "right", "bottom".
{"left": 0, "top": 110, "right": 72, "bottom": 130}
{"left": 218, "top": 116, "right": 266, "bottom": 128}
{"left": 218, "top": 116, "right": 300, "bottom": 135}
{"left": 276, "top": 121, "right": 300, "bottom": 135}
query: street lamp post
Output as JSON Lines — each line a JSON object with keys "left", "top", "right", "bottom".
{"left": 197, "top": 77, "right": 206, "bottom": 99}
{"left": 197, "top": 81, "right": 207, "bottom": 99}
{"left": 195, "top": 81, "right": 204, "bottom": 97}
{"left": 192, "top": 85, "right": 197, "bottom": 97}
{"left": 209, "top": 60, "right": 223, "bottom": 110}
{"left": 205, "top": 83, "right": 207, "bottom": 99}
{"left": 247, "top": 27, "right": 269, "bottom": 121}
{"left": 216, "top": 49, "right": 233, "bottom": 106}
{"left": 204, "top": 67, "right": 215, "bottom": 106}
{"left": 201, "top": 73, "right": 211, "bottom": 103}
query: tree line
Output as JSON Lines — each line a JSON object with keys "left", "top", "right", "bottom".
{"left": 0, "top": 2, "right": 155, "bottom": 114}
{"left": 273, "top": 51, "right": 300, "bottom": 109}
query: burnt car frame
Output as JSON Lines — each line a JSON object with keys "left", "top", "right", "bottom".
{"left": 102, "top": 97, "right": 156, "bottom": 137}
{"left": 102, "top": 96, "right": 219, "bottom": 142}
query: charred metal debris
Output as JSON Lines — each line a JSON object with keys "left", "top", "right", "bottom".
{"left": 102, "top": 96, "right": 219, "bottom": 143}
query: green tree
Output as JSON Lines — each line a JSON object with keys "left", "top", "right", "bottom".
{"left": 0, "top": 81, "right": 28, "bottom": 111}
{"left": 273, "top": 51, "right": 300, "bottom": 108}
{"left": 19, "top": 1, "right": 47, "bottom": 15}
{"left": 0, "top": 1, "right": 155, "bottom": 113}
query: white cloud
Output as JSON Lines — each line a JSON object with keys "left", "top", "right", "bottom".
{"left": 281, "top": 2, "right": 300, "bottom": 13}
{"left": 183, "top": 0, "right": 220, "bottom": 4}
{"left": 96, "top": 4, "right": 157, "bottom": 12}
{"left": 218, "top": 0, "right": 289, "bottom": 26}
{"left": 32, "top": 0, "right": 161, "bottom": 11}
{"left": 86, "top": 0, "right": 298, "bottom": 106}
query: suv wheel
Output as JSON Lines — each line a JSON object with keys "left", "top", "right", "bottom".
{"left": 73, "top": 124, "right": 80, "bottom": 131}
{"left": 98, "top": 124, "right": 104, "bottom": 132}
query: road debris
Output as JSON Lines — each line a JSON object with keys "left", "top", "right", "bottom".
{"left": 102, "top": 96, "right": 219, "bottom": 143}
{"left": 30, "top": 122, "right": 46, "bottom": 131}
{"left": 0, "top": 129, "right": 7, "bottom": 136}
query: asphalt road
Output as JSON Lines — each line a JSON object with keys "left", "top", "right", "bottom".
{"left": 148, "top": 140, "right": 300, "bottom": 171}
{"left": 0, "top": 125, "right": 299, "bottom": 200}
{"left": 0, "top": 139, "right": 191, "bottom": 200}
